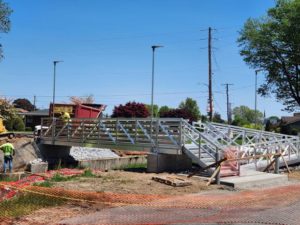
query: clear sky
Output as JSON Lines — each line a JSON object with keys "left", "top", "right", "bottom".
{"left": 0, "top": 0, "right": 290, "bottom": 119}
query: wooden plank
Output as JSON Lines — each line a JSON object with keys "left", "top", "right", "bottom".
{"left": 152, "top": 176, "right": 192, "bottom": 187}
{"left": 206, "top": 165, "right": 221, "bottom": 186}
{"left": 281, "top": 155, "right": 291, "bottom": 173}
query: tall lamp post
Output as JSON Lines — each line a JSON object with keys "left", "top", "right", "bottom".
{"left": 151, "top": 45, "right": 163, "bottom": 119}
{"left": 52, "top": 60, "right": 63, "bottom": 120}
{"left": 254, "top": 69, "right": 262, "bottom": 128}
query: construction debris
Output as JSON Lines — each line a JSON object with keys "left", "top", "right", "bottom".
{"left": 70, "top": 146, "right": 119, "bottom": 160}
{"left": 152, "top": 176, "right": 192, "bottom": 187}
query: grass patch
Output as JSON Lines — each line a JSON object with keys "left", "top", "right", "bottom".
{"left": 32, "top": 180, "right": 54, "bottom": 187}
{"left": 81, "top": 169, "right": 96, "bottom": 177}
{"left": 0, "top": 193, "right": 66, "bottom": 218}
{"left": 0, "top": 176, "right": 19, "bottom": 182}
{"left": 122, "top": 163, "right": 147, "bottom": 172}
{"left": 50, "top": 173, "right": 78, "bottom": 182}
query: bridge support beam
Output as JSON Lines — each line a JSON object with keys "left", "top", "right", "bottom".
{"left": 147, "top": 152, "right": 192, "bottom": 173}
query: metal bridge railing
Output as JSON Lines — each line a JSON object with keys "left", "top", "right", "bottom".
{"left": 40, "top": 118, "right": 184, "bottom": 154}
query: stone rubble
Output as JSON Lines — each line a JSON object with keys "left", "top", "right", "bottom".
{"left": 70, "top": 146, "right": 119, "bottom": 161}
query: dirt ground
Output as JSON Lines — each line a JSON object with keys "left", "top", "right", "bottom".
{"left": 52, "top": 170, "right": 226, "bottom": 195}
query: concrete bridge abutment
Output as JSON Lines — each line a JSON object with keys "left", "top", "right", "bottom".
{"left": 147, "top": 152, "right": 192, "bottom": 173}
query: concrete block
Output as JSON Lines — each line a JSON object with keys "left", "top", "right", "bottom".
{"left": 29, "top": 162, "right": 48, "bottom": 173}
{"left": 147, "top": 153, "right": 192, "bottom": 173}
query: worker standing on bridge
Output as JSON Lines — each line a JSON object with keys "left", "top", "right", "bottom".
{"left": 60, "top": 111, "right": 70, "bottom": 124}
{"left": 0, "top": 140, "right": 15, "bottom": 173}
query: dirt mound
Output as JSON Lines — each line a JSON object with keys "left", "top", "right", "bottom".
{"left": 0, "top": 138, "right": 40, "bottom": 172}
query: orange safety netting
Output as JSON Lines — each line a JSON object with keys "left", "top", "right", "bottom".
{"left": 1, "top": 171, "right": 300, "bottom": 224}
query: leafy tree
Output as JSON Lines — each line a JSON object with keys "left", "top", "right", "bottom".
{"left": 232, "top": 105, "right": 263, "bottom": 127}
{"left": 0, "top": 97, "right": 15, "bottom": 121}
{"left": 238, "top": 0, "right": 300, "bottom": 111}
{"left": 5, "top": 115, "right": 25, "bottom": 131}
{"left": 158, "top": 105, "right": 171, "bottom": 117}
{"left": 145, "top": 104, "right": 159, "bottom": 117}
{"left": 265, "top": 116, "right": 281, "bottom": 132}
{"left": 179, "top": 97, "right": 201, "bottom": 121}
{"left": 160, "top": 108, "right": 195, "bottom": 122}
{"left": 111, "top": 102, "right": 150, "bottom": 118}
{"left": 212, "top": 112, "right": 225, "bottom": 123}
{"left": 0, "top": 1, "right": 12, "bottom": 60}
{"left": 13, "top": 98, "right": 34, "bottom": 111}
{"left": 0, "top": 97, "right": 25, "bottom": 131}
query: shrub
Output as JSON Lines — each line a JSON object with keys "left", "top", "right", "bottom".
{"left": 160, "top": 108, "right": 196, "bottom": 122}
{"left": 112, "top": 102, "right": 150, "bottom": 118}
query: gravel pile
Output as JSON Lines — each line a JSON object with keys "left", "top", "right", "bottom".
{"left": 70, "top": 146, "right": 119, "bottom": 161}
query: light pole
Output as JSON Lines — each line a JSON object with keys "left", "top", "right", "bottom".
{"left": 254, "top": 69, "right": 262, "bottom": 128}
{"left": 151, "top": 45, "right": 163, "bottom": 119}
{"left": 52, "top": 60, "right": 63, "bottom": 120}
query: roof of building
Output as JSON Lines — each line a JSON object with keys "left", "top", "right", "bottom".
{"left": 18, "top": 109, "right": 49, "bottom": 116}
{"left": 281, "top": 113, "right": 300, "bottom": 125}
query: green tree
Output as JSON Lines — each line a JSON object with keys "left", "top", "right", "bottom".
{"left": 0, "top": 0, "right": 12, "bottom": 60}
{"left": 179, "top": 98, "right": 201, "bottom": 121}
{"left": 212, "top": 112, "right": 225, "bottom": 123}
{"left": 158, "top": 105, "right": 171, "bottom": 117}
{"left": 232, "top": 105, "right": 263, "bottom": 127}
{"left": 145, "top": 104, "right": 158, "bottom": 117}
{"left": 238, "top": 0, "right": 300, "bottom": 111}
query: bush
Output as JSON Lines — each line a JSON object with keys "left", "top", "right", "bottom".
{"left": 112, "top": 102, "right": 150, "bottom": 118}
{"left": 4, "top": 116, "right": 25, "bottom": 131}
{"left": 13, "top": 117, "right": 25, "bottom": 131}
{"left": 160, "top": 108, "right": 196, "bottom": 122}
{"left": 25, "top": 127, "right": 32, "bottom": 131}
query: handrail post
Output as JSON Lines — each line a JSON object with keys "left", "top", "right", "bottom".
{"left": 81, "top": 121, "right": 85, "bottom": 146}
{"left": 215, "top": 148, "right": 220, "bottom": 185}
{"left": 275, "top": 150, "right": 280, "bottom": 174}
{"left": 97, "top": 119, "right": 101, "bottom": 146}
{"left": 179, "top": 119, "right": 182, "bottom": 147}
{"left": 198, "top": 134, "right": 201, "bottom": 160}
{"left": 155, "top": 119, "right": 159, "bottom": 150}
{"left": 116, "top": 119, "right": 119, "bottom": 144}
{"left": 67, "top": 119, "right": 70, "bottom": 141}
{"left": 51, "top": 118, "right": 56, "bottom": 145}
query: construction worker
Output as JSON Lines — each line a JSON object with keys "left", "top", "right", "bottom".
{"left": 0, "top": 140, "right": 15, "bottom": 173}
{"left": 60, "top": 111, "right": 70, "bottom": 124}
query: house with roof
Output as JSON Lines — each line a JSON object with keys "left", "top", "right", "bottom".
{"left": 281, "top": 113, "right": 300, "bottom": 135}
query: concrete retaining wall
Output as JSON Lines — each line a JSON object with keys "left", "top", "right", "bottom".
{"left": 78, "top": 156, "right": 147, "bottom": 170}
{"left": 147, "top": 152, "right": 192, "bottom": 173}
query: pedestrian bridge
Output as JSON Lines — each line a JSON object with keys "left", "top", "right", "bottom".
{"left": 40, "top": 118, "right": 300, "bottom": 176}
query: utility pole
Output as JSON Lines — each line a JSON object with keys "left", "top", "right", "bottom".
{"left": 208, "top": 27, "right": 213, "bottom": 121}
{"left": 222, "top": 83, "right": 233, "bottom": 124}
{"left": 33, "top": 95, "right": 36, "bottom": 111}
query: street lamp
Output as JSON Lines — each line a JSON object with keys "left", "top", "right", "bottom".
{"left": 151, "top": 45, "right": 163, "bottom": 119}
{"left": 52, "top": 60, "right": 63, "bottom": 120}
{"left": 254, "top": 69, "right": 262, "bottom": 128}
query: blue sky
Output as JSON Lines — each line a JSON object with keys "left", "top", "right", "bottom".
{"left": 0, "top": 0, "right": 289, "bottom": 119}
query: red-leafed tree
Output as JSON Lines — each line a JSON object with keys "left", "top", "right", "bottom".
{"left": 111, "top": 102, "right": 150, "bottom": 118}
{"left": 160, "top": 108, "right": 196, "bottom": 122}
{"left": 13, "top": 98, "right": 34, "bottom": 111}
